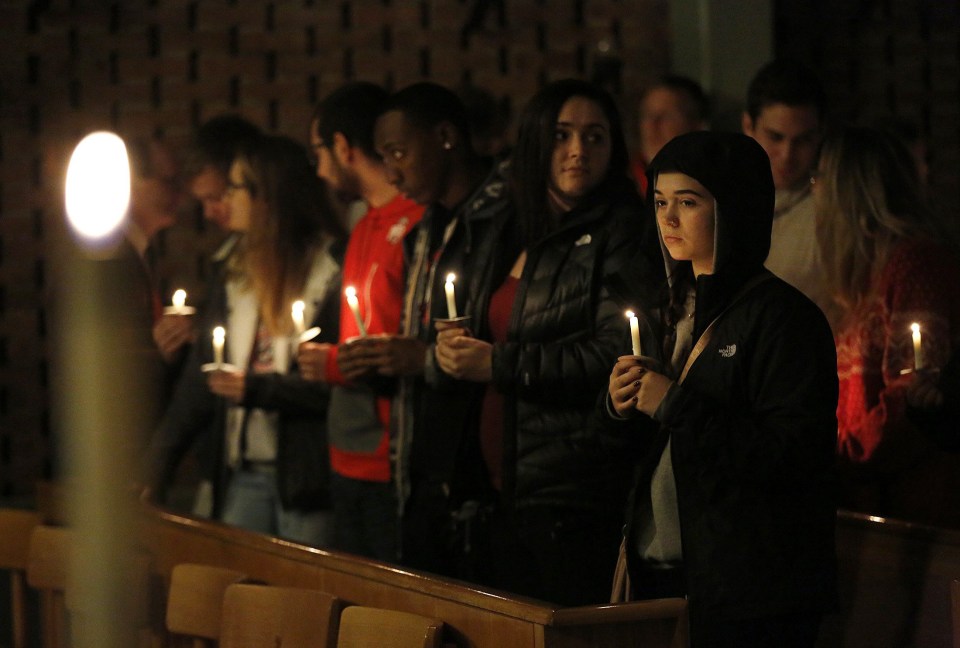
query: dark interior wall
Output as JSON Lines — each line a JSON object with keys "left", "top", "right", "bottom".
{"left": 0, "top": 0, "right": 670, "bottom": 497}
{"left": 776, "top": 0, "right": 960, "bottom": 227}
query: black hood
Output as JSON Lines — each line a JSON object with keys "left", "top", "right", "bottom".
{"left": 646, "top": 131, "right": 775, "bottom": 335}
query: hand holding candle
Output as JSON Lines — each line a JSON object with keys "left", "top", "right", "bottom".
{"left": 626, "top": 310, "right": 642, "bottom": 356}
{"left": 911, "top": 322, "right": 924, "bottom": 371}
{"left": 291, "top": 300, "right": 306, "bottom": 335}
{"left": 212, "top": 326, "right": 225, "bottom": 366}
{"left": 344, "top": 286, "right": 368, "bottom": 337}
{"left": 444, "top": 273, "right": 458, "bottom": 319}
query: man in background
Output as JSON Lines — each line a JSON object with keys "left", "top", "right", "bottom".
{"left": 158, "top": 115, "right": 261, "bottom": 515}
{"left": 741, "top": 59, "right": 832, "bottom": 320}
{"left": 632, "top": 74, "right": 710, "bottom": 193}
{"left": 298, "top": 82, "right": 424, "bottom": 562}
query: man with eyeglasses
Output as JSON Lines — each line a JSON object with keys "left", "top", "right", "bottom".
{"left": 152, "top": 115, "right": 261, "bottom": 516}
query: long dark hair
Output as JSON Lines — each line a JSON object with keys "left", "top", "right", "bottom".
{"left": 510, "top": 79, "right": 630, "bottom": 247}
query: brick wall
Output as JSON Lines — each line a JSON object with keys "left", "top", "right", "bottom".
{"left": 0, "top": 0, "right": 669, "bottom": 496}
{"left": 777, "top": 0, "right": 960, "bottom": 232}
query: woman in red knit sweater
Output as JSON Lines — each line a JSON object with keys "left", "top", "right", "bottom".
{"left": 815, "top": 126, "right": 960, "bottom": 527}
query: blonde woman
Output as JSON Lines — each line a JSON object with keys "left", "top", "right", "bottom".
{"left": 147, "top": 135, "right": 345, "bottom": 546}
{"left": 815, "top": 126, "right": 960, "bottom": 527}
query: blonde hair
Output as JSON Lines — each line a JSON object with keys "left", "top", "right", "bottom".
{"left": 232, "top": 136, "right": 343, "bottom": 335}
{"left": 816, "top": 126, "right": 932, "bottom": 326}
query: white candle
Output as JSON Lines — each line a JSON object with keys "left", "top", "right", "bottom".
{"left": 626, "top": 310, "right": 642, "bottom": 357}
{"left": 911, "top": 322, "right": 924, "bottom": 370}
{"left": 291, "top": 300, "right": 306, "bottom": 335}
{"left": 444, "top": 273, "right": 458, "bottom": 319}
{"left": 172, "top": 289, "right": 187, "bottom": 311}
{"left": 344, "top": 286, "right": 368, "bottom": 337}
{"left": 212, "top": 326, "right": 225, "bottom": 366}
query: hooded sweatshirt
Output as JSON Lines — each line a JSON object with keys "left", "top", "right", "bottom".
{"left": 623, "top": 132, "right": 838, "bottom": 625}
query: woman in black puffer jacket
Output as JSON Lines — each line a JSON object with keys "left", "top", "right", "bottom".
{"left": 435, "top": 79, "right": 661, "bottom": 605}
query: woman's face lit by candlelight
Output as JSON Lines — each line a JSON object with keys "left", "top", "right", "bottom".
{"left": 548, "top": 96, "right": 612, "bottom": 213}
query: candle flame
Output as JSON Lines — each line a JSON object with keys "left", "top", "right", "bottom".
{"left": 172, "top": 289, "right": 187, "bottom": 309}
{"left": 911, "top": 322, "right": 920, "bottom": 334}
{"left": 292, "top": 300, "right": 305, "bottom": 315}
{"left": 446, "top": 273, "right": 456, "bottom": 283}
{"left": 213, "top": 326, "right": 225, "bottom": 343}
{"left": 344, "top": 286, "right": 357, "bottom": 299}
{"left": 625, "top": 310, "right": 635, "bottom": 319}
{"left": 65, "top": 131, "right": 130, "bottom": 240}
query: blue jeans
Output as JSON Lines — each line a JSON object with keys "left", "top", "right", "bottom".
{"left": 220, "top": 469, "right": 333, "bottom": 548}
{"left": 330, "top": 473, "right": 398, "bottom": 562}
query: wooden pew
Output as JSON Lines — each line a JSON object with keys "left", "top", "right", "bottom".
{"left": 135, "top": 503, "right": 688, "bottom": 648}
{"left": 825, "top": 510, "right": 960, "bottom": 648}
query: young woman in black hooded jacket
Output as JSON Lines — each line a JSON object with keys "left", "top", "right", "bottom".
{"left": 605, "top": 131, "right": 837, "bottom": 647}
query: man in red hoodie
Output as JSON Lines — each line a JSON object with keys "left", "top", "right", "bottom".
{"left": 299, "top": 82, "right": 424, "bottom": 561}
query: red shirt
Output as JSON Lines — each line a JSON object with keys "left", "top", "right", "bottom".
{"left": 326, "top": 194, "right": 424, "bottom": 481}
{"left": 479, "top": 274, "right": 520, "bottom": 490}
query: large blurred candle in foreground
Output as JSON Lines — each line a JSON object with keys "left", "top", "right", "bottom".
{"left": 344, "top": 286, "right": 368, "bottom": 337}
{"left": 444, "top": 273, "right": 458, "bottom": 319}
{"left": 63, "top": 130, "right": 139, "bottom": 647}
{"left": 626, "top": 310, "right": 642, "bottom": 357}
{"left": 213, "top": 326, "right": 225, "bottom": 365}
{"left": 911, "top": 322, "right": 924, "bottom": 370}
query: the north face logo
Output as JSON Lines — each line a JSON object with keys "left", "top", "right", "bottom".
{"left": 718, "top": 344, "right": 737, "bottom": 358}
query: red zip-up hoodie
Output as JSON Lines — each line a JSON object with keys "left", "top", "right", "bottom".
{"left": 325, "top": 194, "right": 423, "bottom": 481}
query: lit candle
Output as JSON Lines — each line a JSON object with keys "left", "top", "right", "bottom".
{"left": 626, "top": 310, "right": 642, "bottom": 357}
{"left": 444, "top": 273, "right": 458, "bottom": 319}
{"left": 291, "top": 300, "right": 306, "bottom": 335}
{"left": 212, "top": 326, "right": 225, "bottom": 366}
{"left": 911, "top": 322, "right": 924, "bottom": 371}
{"left": 163, "top": 288, "right": 195, "bottom": 315}
{"left": 172, "top": 289, "right": 187, "bottom": 311}
{"left": 344, "top": 286, "right": 367, "bottom": 337}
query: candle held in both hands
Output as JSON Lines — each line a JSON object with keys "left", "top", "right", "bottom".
{"left": 911, "top": 322, "right": 924, "bottom": 371}
{"left": 626, "top": 310, "right": 642, "bottom": 357}
{"left": 212, "top": 326, "right": 225, "bottom": 366}
{"left": 344, "top": 286, "right": 368, "bottom": 337}
{"left": 444, "top": 273, "right": 458, "bottom": 319}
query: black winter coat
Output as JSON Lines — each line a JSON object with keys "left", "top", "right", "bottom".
{"left": 492, "top": 181, "right": 655, "bottom": 517}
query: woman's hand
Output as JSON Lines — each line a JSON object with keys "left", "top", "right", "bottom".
{"left": 297, "top": 342, "right": 332, "bottom": 382}
{"left": 435, "top": 327, "right": 493, "bottom": 382}
{"left": 207, "top": 367, "right": 246, "bottom": 403}
{"left": 608, "top": 355, "right": 674, "bottom": 418}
